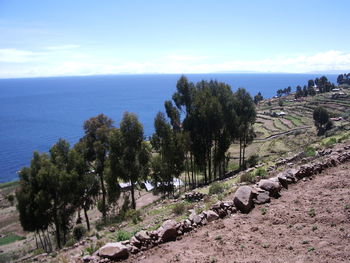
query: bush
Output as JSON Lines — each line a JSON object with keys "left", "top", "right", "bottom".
{"left": 5, "top": 194, "right": 15, "bottom": 205}
{"left": 255, "top": 168, "right": 267, "bottom": 178}
{"left": 65, "top": 238, "right": 76, "bottom": 247}
{"left": 240, "top": 172, "right": 256, "bottom": 183}
{"left": 115, "top": 230, "right": 132, "bottom": 242}
{"left": 247, "top": 154, "right": 259, "bottom": 168}
{"left": 172, "top": 203, "right": 186, "bottom": 215}
{"left": 304, "top": 146, "right": 316, "bottom": 157}
{"left": 73, "top": 224, "right": 87, "bottom": 241}
{"left": 208, "top": 182, "right": 224, "bottom": 195}
{"left": 125, "top": 209, "right": 142, "bottom": 224}
{"left": 323, "top": 137, "right": 337, "bottom": 147}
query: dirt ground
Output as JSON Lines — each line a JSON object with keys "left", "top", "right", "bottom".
{"left": 125, "top": 163, "right": 350, "bottom": 263}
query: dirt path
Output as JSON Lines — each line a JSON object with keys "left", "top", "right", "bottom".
{"left": 125, "top": 163, "right": 350, "bottom": 263}
{"left": 255, "top": 126, "right": 311, "bottom": 141}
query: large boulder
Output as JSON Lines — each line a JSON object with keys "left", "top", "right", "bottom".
{"left": 258, "top": 179, "right": 281, "bottom": 197}
{"left": 253, "top": 191, "right": 270, "bottom": 204}
{"left": 204, "top": 210, "right": 219, "bottom": 222}
{"left": 233, "top": 186, "right": 254, "bottom": 213}
{"left": 98, "top": 242, "right": 129, "bottom": 260}
{"left": 158, "top": 220, "right": 177, "bottom": 242}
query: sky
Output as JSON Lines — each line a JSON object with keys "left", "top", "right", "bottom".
{"left": 0, "top": 0, "right": 349, "bottom": 78}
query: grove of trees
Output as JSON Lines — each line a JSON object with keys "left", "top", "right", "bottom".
{"left": 16, "top": 76, "right": 256, "bottom": 251}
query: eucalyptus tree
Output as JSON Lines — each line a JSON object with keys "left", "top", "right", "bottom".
{"left": 68, "top": 140, "right": 99, "bottom": 231}
{"left": 16, "top": 152, "right": 52, "bottom": 252}
{"left": 151, "top": 111, "right": 185, "bottom": 195}
{"left": 109, "top": 112, "right": 151, "bottom": 209}
{"left": 234, "top": 88, "right": 256, "bottom": 169}
{"left": 83, "top": 114, "right": 113, "bottom": 221}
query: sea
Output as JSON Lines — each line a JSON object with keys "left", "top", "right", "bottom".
{"left": 0, "top": 73, "right": 337, "bottom": 183}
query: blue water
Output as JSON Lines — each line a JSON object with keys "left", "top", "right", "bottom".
{"left": 0, "top": 73, "right": 337, "bottom": 183}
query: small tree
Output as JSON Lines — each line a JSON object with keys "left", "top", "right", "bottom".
{"left": 313, "top": 107, "right": 332, "bottom": 135}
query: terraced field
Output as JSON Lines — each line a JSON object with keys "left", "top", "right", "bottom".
{"left": 229, "top": 87, "right": 350, "bottom": 166}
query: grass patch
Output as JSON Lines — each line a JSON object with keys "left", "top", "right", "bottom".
{"left": 208, "top": 182, "right": 225, "bottom": 195}
{"left": 0, "top": 234, "right": 25, "bottom": 246}
{"left": 172, "top": 202, "right": 187, "bottom": 215}
{"left": 304, "top": 146, "right": 316, "bottom": 157}
{"left": 240, "top": 171, "right": 256, "bottom": 183}
{"left": 322, "top": 137, "right": 337, "bottom": 147}
{"left": 114, "top": 230, "right": 132, "bottom": 242}
{"left": 0, "top": 181, "right": 18, "bottom": 190}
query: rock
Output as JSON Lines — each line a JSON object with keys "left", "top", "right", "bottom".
{"left": 192, "top": 214, "right": 202, "bottom": 225}
{"left": 135, "top": 230, "right": 151, "bottom": 242}
{"left": 233, "top": 186, "right": 254, "bottom": 213}
{"left": 158, "top": 220, "right": 177, "bottom": 242}
{"left": 130, "top": 236, "right": 141, "bottom": 248}
{"left": 109, "top": 227, "right": 115, "bottom": 232}
{"left": 254, "top": 191, "right": 270, "bottom": 204}
{"left": 98, "top": 242, "right": 129, "bottom": 260}
{"left": 277, "top": 173, "right": 289, "bottom": 189}
{"left": 258, "top": 179, "right": 281, "bottom": 197}
{"left": 204, "top": 210, "right": 219, "bottom": 222}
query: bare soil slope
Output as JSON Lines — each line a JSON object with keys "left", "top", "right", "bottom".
{"left": 125, "top": 163, "right": 350, "bottom": 263}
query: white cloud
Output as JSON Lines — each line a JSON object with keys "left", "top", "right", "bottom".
{"left": 45, "top": 45, "right": 80, "bottom": 50}
{"left": 0, "top": 50, "right": 350, "bottom": 78}
{"left": 0, "top": 48, "right": 47, "bottom": 63}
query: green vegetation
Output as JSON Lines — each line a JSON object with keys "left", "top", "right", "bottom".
{"left": 0, "top": 180, "right": 18, "bottom": 189}
{"left": 172, "top": 203, "right": 187, "bottom": 215}
{"left": 240, "top": 171, "right": 256, "bottom": 183}
{"left": 208, "top": 182, "right": 225, "bottom": 195}
{"left": 0, "top": 234, "right": 25, "bottom": 246}
{"left": 114, "top": 230, "right": 132, "bottom": 242}
{"left": 313, "top": 106, "right": 332, "bottom": 135}
{"left": 73, "top": 224, "right": 87, "bottom": 241}
{"left": 304, "top": 146, "right": 316, "bottom": 157}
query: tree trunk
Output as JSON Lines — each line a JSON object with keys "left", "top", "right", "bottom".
{"left": 130, "top": 181, "right": 136, "bottom": 210}
{"left": 53, "top": 205, "right": 61, "bottom": 249}
{"left": 239, "top": 138, "right": 242, "bottom": 169}
{"left": 35, "top": 232, "right": 39, "bottom": 249}
{"left": 99, "top": 171, "right": 107, "bottom": 222}
{"left": 37, "top": 230, "right": 46, "bottom": 252}
{"left": 46, "top": 229, "right": 52, "bottom": 252}
{"left": 83, "top": 205, "right": 90, "bottom": 231}
{"left": 190, "top": 153, "right": 195, "bottom": 188}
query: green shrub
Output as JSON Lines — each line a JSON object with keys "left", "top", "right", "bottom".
{"left": 255, "top": 168, "right": 267, "bottom": 178}
{"left": 304, "top": 146, "right": 316, "bottom": 157}
{"left": 65, "top": 238, "right": 76, "bottom": 247}
{"left": 73, "top": 224, "right": 87, "bottom": 241}
{"left": 0, "top": 234, "right": 25, "bottom": 246}
{"left": 85, "top": 241, "right": 104, "bottom": 255}
{"left": 240, "top": 172, "right": 256, "bottom": 183}
{"left": 247, "top": 154, "right": 259, "bottom": 168}
{"left": 125, "top": 209, "right": 142, "bottom": 224}
{"left": 115, "top": 230, "right": 132, "bottom": 242}
{"left": 208, "top": 182, "right": 224, "bottom": 195}
{"left": 172, "top": 203, "right": 186, "bottom": 215}
{"left": 323, "top": 137, "right": 337, "bottom": 147}
{"left": 5, "top": 194, "right": 15, "bottom": 205}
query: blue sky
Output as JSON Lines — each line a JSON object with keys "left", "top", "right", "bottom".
{"left": 0, "top": 0, "right": 349, "bottom": 77}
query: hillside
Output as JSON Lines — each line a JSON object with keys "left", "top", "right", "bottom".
{"left": 1, "top": 85, "right": 350, "bottom": 263}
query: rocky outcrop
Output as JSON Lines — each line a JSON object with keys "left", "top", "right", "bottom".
{"left": 234, "top": 186, "right": 254, "bottom": 213}
{"left": 258, "top": 179, "right": 281, "bottom": 197}
{"left": 183, "top": 191, "right": 207, "bottom": 202}
{"left": 98, "top": 242, "right": 129, "bottom": 260}
{"left": 158, "top": 220, "right": 178, "bottom": 242}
